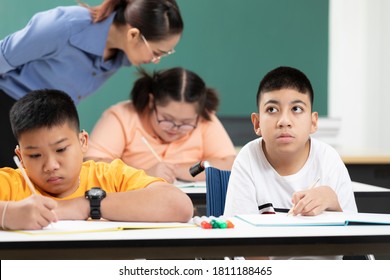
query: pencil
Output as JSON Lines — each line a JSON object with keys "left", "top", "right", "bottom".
{"left": 287, "top": 177, "right": 320, "bottom": 216}
{"left": 13, "top": 156, "right": 36, "bottom": 194}
{"left": 141, "top": 136, "right": 162, "bottom": 162}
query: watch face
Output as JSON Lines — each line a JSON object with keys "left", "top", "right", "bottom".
{"left": 87, "top": 187, "right": 106, "bottom": 199}
{"left": 89, "top": 188, "right": 102, "bottom": 196}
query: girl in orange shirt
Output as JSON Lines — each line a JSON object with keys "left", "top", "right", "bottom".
{"left": 85, "top": 67, "right": 236, "bottom": 182}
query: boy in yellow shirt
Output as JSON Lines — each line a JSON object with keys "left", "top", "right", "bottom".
{"left": 0, "top": 89, "right": 193, "bottom": 230}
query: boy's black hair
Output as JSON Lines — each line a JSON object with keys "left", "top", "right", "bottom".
{"left": 256, "top": 66, "right": 314, "bottom": 108}
{"left": 10, "top": 89, "right": 80, "bottom": 140}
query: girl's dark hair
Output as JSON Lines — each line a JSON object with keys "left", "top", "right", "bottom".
{"left": 256, "top": 66, "right": 314, "bottom": 108}
{"left": 10, "top": 89, "right": 80, "bottom": 141}
{"left": 131, "top": 67, "right": 219, "bottom": 121}
{"left": 81, "top": 0, "right": 183, "bottom": 41}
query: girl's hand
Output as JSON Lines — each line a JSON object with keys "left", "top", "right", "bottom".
{"left": 146, "top": 162, "right": 176, "bottom": 183}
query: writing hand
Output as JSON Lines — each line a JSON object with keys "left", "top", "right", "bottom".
{"left": 146, "top": 162, "right": 176, "bottom": 183}
{"left": 5, "top": 194, "right": 58, "bottom": 230}
{"left": 291, "top": 186, "right": 341, "bottom": 216}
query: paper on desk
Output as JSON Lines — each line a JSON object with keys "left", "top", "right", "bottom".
{"left": 237, "top": 212, "right": 346, "bottom": 227}
{"left": 13, "top": 220, "right": 196, "bottom": 235}
{"left": 175, "top": 180, "right": 206, "bottom": 188}
{"left": 236, "top": 211, "right": 390, "bottom": 227}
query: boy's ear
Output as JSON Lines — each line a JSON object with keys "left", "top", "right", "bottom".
{"left": 79, "top": 130, "right": 89, "bottom": 152}
{"left": 310, "top": 111, "right": 319, "bottom": 134}
{"left": 251, "top": 113, "right": 262, "bottom": 136}
{"left": 14, "top": 145, "right": 25, "bottom": 168}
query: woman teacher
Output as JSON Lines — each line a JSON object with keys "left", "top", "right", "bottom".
{"left": 0, "top": 0, "right": 183, "bottom": 167}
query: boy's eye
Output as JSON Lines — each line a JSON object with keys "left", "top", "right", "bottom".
{"left": 292, "top": 106, "right": 303, "bottom": 113}
{"left": 266, "top": 107, "right": 278, "bottom": 113}
{"left": 57, "top": 146, "right": 68, "bottom": 153}
{"left": 29, "top": 154, "right": 41, "bottom": 159}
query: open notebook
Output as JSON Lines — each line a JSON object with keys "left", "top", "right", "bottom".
{"left": 14, "top": 220, "right": 196, "bottom": 235}
{"left": 236, "top": 211, "right": 390, "bottom": 227}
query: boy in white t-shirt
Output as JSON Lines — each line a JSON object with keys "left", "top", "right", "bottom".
{"left": 224, "top": 66, "right": 357, "bottom": 259}
{"left": 225, "top": 66, "right": 357, "bottom": 217}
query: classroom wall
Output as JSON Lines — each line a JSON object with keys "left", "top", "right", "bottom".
{"left": 0, "top": 0, "right": 329, "bottom": 133}
{"left": 78, "top": 0, "right": 329, "bottom": 132}
{"left": 3, "top": 1, "right": 387, "bottom": 154}
{"left": 329, "top": 0, "right": 390, "bottom": 153}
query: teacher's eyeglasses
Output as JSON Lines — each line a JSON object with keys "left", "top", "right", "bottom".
{"left": 141, "top": 34, "right": 175, "bottom": 63}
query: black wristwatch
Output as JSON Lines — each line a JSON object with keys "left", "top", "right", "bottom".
{"left": 85, "top": 187, "right": 106, "bottom": 219}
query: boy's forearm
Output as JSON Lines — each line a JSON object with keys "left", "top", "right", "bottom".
{"left": 327, "top": 198, "right": 342, "bottom": 212}
{"left": 325, "top": 186, "right": 343, "bottom": 212}
{"left": 56, "top": 197, "right": 90, "bottom": 220}
{"left": 100, "top": 183, "right": 194, "bottom": 222}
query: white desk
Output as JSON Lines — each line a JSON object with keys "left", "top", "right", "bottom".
{"left": 352, "top": 181, "right": 390, "bottom": 192}
{"left": 1, "top": 217, "right": 390, "bottom": 259}
{"left": 181, "top": 181, "right": 390, "bottom": 216}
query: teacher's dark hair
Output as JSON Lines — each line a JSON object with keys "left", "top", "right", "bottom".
{"left": 131, "top": 67, "right": 219, "bottom": 121}
{"left": 81, "top": 0, "right": 183, "bottom": 41}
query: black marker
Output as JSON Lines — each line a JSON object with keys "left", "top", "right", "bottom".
{"left": 189, "top": 161, "right": 210, "bottom": 177}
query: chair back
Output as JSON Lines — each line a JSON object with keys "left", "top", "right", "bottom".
{"left": 205, "top": 167, "right": 231, "bottom": 217}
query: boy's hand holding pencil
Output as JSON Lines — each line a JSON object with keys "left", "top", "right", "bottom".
{"left": 288, "top": 177, "right": 342, "bottom": 216}
{"left": 4, "top": 195, "right": 58, "bottom": 230}
{"left": 288, "top": 177, "right": 320, "bottom": 216}
{"left": 3, "top": 156, "right": 58, "bottom": 230}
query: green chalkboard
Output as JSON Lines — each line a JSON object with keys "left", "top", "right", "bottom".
{"left": 0, "top": 0, "right": 328, "bottom": 133}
